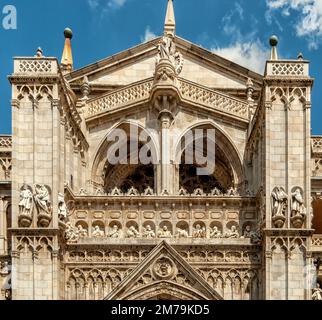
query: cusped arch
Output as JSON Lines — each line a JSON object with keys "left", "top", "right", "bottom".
{"left": 118, "top": 280, "right": 220, "bottom": 300}
{"left": 173, "top": 120, "right": 245, "bottom": 188}
{"left": 91, "top": 119, "right": 160, "bottom": 186}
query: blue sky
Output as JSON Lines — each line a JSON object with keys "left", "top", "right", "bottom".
{"left": 0, "top": 0, "right": 321, "bottom": 134}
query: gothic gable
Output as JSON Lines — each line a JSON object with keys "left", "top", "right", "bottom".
{"left": 66, "top": 36, "right": 263, "bottom": 92}
{"left": 105, "top": 241, "right": 223, "bottom": 300}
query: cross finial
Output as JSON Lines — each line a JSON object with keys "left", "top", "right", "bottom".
{"left": 164, "top": 0, "right": 176, "bottom": 36}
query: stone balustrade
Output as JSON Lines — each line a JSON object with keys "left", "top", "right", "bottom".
{"left": 266, "top": 60, "right": 309, "bottom": 77}
{"left": 13, "top": 57, "right": 58, "bottom": 75}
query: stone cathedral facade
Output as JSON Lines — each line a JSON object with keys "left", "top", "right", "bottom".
{"left": 1, "top": 1, "right": 322, "bottom": 300}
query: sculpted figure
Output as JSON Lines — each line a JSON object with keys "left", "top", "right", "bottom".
{"left": 142, "top": 225, "right": 156, "bottom": 238}
{"left": 291, "top": 188, "right": 306, "bottom": 216}
{"left": 108, "top": 225, "right": 120, "bottom": 239}
{"left": 34, "top": 184, "right": 51, "bottom": 215}
{"left": 225, "top": 226, "right": 239, "bottom": 238}
{"left": 193, "top": 224, "right": 206, "bottom": 238}
{"left": 58, "top": 193, "right": 68, "bottom": 221}
{"left": 158, "top": 226, "right": 172, "bottom": 238}
{"left": 19, "top": 184, "right": 33, "bottom": 216}
{"left": 250, "top": 229, "right": 262, "bottom": 245}
{"left": 65, "top": 222, "right": 79, "bottom": 243}
{"left": 210, "top": 226, "right": 222, "bottom": 239}
{"left": 93, "top": 226, "right": 105, "bottom": 238}
{"left": 77, "top": 225, "right": 88, "bottom": 238}
{"left": 156, "top": 34, "right": 183, "bottom": 74}
{"left": 271, "top": 186, "right": 288, "bottom": 217}
{"left": 0, "top": 261, "right": 9, "bottom": 275}
{"left": 127, "top": 226, "right": 140, "bottom": 238}
{"left": 175, "top": 228, "right": 189, "bottom": 239}
{"left": 312, "top": 283, "right": 322, "bottom": 301}
{"left": 243, "top": 225, "right": 252, "bottom": 238}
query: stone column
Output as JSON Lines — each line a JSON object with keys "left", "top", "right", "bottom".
{"left": 159, "top": 110, "right": 173, "bottom": 194}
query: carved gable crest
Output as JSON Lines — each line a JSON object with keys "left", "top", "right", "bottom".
{"left": 105, "top": 241, "right": 222, "bottom": 300}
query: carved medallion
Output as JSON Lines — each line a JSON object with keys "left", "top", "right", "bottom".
{"left": 152, "top": 257, "right": 176, "bottom": 280}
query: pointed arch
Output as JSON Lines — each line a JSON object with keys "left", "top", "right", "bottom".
{"left": 91, "top": 119, "right": 160, "bottom": 192}
{"left": 173, "top": 119, "right": 245, "bottom": 190}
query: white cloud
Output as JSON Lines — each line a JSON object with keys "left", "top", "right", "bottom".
{"left": 212, "top": 40, "right": 269, "bottom": 74}
{"left": 108, "top": 0, "right": 127, "bottom": 9}
{"left": 266, "top": 0, "right": 322, "bottom": 49}
{"left": 88, "top": 0, "right": 99, "bottom": 10}
{"left": 87, "top": 0, "right": 127, "bottom": 11}
{"left": 141, "top": 26, "right": 158, "bottom": 43}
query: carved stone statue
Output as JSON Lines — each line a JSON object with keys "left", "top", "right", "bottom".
{"left": 290, "top": 188, "right": 306, "bottom": 228}
{"left": 93, "top": 226, "right": 105, "bottom": 238}
{"left": 225, "top": 226, "right": 239, "bottom": 238}
{"left": 19, "top": 184, "right": 33, "bottom": 216}
{"left": 242, "top": 225, "right": 252, "bottom": 238}
{"left": 250, "top": 229, "right": 262, "bottom": 245}
{"left": 0, "top": 261, "right": 9, "bottom": 276}
{"left": 271, "top": 186, "right": 288, "bottom": 228}
{"left": 34, "top": 184, "right": 52, "bottom": 227}
{"left": 65, "top": 222, "right": 79, "bottom": 243}
{"left": 127, "top": 226, "right": 140, "bottom": 238}
{"left": 158, "top": 226, "right": 172, "bottom": 238}
{"left": 193, "top": 224, "right": 206, "bottom": 238}
{"left": 18, "top": 184, "right": 33, "bottom": 227}
{"left": 58, "top": 193, "right": 68, "bottom": 222}
{"left": 175, "top": 228, "right": 189, "bottom": 239}
{"left": 142, "top": 225, "right": 156, "bottom": 238}
{"left": 77, "top": 225, "right": 88, "bottom": 238}
{"left": 156, "top": 34, "right": 183, "bottom": 75}
{"left": 312, "top": 283, "right": 322, "bottom": 300}
{"left": 210, "top": 226, "right": 222, "bottom": 239}
{"left": 108, "top": 225, "right": 120, "bottom": 239}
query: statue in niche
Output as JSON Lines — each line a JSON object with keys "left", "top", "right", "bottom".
{"left": 312, "top": 283, "right": 322, "bottom": 300}
{"left": 250, "top": 229, "right": 262, "bottom": 245}
{"left": 271, "top": 186, "right": 288, "bottom": 228}
{"left": 34, "top": 184, "right": 52, "bottom": 227}
{"left": 193, "top": 224, "right": 206, "bottom": 238}
{"left": 158, "top": 226, "right": 172, "bottom": 238}
{"left": 175, "top": 228, "right": 189, "bottom": 239}
{"left": 93, "top": 226, "right": 105, "bottom": 238}
{"left": 58, "top": 193, "right": 68, "bottom": 222}
{"left": 225, "top": 226, "right": 239, "bottom": 238}
{"left": 77, "top": 225, "right": 88, "bottom": 238}
{"left": 291, "top": 188, "right": 306, "bottom": 216}
{"left": 210, "top": 226, "right": 222, "bottom": 239}
{"left": 290, "top": 187, "right": 306, "bottom": 228}
{"left": 65, "top": 222, "right": 79, "bottom": 243}
{"left": 142, "top": 225, "right": 156, "bottom": 238}
{"left": 19, "top": 184, "right": 33, "bottom": 217}
{"left": 127, "top": 226, "right": 140, "bottom": 238}
{"left": 242, "top": 225, "right": 252, "bottom": 238}
{"left": 34, "top": 184, "right": 51, "bottom": 215}
{"left": 271, "top": 186, "right": 288, "bottom": 217}
{"left": 108, "top": 225, "right": 120, "bottom": 238}
{"left": 0, "top": 261, "right": 10, "bottom": 276}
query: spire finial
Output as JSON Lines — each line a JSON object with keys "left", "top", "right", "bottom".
{"left": 269, "top": 35, "right": 279, "bottom": 60}
{"left": 61, "top": 28, "right": 74, "bottom": 73}
{"left": 164, "top": 0, "right": 176, "bottom": 36}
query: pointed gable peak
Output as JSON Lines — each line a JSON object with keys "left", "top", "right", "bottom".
{"left": 164, "top": 0, "right": 176, "bottom": 36}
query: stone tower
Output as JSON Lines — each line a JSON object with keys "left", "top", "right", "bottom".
{"left": 262, "top": 38, "right": 314, "bottom": 300}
